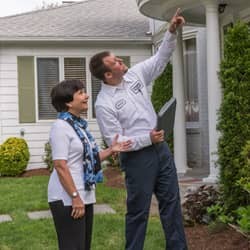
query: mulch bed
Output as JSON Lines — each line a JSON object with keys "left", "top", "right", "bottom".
{"left": 21, "top": 167, "right": 250, "bottom": 250}
{"left": 103, "top": 167, "right": 250, "bottom": 250}
{"left": 20, "top": 168, "right": 51, "bottom": 177}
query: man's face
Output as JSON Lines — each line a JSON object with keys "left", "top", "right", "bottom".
{"left": 103, "top": 54, "right": 128, "bottom": 82}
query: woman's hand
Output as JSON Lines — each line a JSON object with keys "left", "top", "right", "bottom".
{"left": 71, "top": 195, "right": 85, "bottom": 219}
{"left": 111, "top": 134, "right": 132, "bottom": 153}
{"left": 99, "top": 134, "right": 132, "bottom": 161}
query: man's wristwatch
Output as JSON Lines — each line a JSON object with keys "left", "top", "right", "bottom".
{"left": 71, "top": 191, "right": 78, "bottom": 198}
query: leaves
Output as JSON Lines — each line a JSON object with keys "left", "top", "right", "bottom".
{"left": 0, "top": 137, "right": 30, "bottom": 176}
{"left": 218, "top": 22, "right": 250, "bottom": 213}
{"left": 182, "top": 185, "right": 220, "bottom": 225}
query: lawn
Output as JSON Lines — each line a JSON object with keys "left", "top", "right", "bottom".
{"left": 0, "top": 176, "right": 165, "bottom": 250}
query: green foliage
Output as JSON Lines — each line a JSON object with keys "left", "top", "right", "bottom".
{"left": 0, "top": 137, "right": 30, "bottom": 176}
{"left": 43, "top": 142, "right": 53, "bottom": 172}
{"left": 151, "top": 63, "right": 173, "bottom": 113}
{"left": 236, "top": 141, "right": 250, "bottom": 193}
{"left": 151, "top": 63, "right": 174, "bottom": 151}
{"left": 236, "top": 206, "right": 250, "bottom": 233}
{"left": 217, "top": 22, "right": 250, "bottom": 213}
{"left": 207, "top": 204, "right": 233, "bottom": 224}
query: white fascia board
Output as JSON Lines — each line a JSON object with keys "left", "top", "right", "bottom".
{"left": 0, "top": 36, "right": 152, "bottom": 44}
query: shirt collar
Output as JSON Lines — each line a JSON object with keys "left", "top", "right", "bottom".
{"left": 101, "top": 80, "right": 124, "bottom": 96}
{"left": 101, "top": 71, "right": 133, "bottom": 96}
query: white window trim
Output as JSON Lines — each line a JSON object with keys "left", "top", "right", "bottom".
{"left": 85, "top": 56, "right": 95, "bottom": 121}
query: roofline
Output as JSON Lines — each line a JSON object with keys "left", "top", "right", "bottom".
{"left": 0, "top": 36, "right": 152, "bottom": 44}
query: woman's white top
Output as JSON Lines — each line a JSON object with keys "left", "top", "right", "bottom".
{"left": 48, "top": 119, "right": 96, "bottom": 206}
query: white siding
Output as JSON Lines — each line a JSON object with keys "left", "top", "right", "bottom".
{"left": 0, "top": 43, "right": 151, "bottom": 170}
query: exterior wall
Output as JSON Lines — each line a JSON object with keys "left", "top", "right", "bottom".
{"left": 0, "top": 43, "right": 152, "bottom": 169}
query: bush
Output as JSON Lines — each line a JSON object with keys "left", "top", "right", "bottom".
{"left": 236, "top": 206, "right": 250, "bottom": 233}
{"left": 182, "top": 185, "right": 219, "bottom": 226}
{"left": 236, "top": 141, "right": 250, "bottom": 195}
{"left": 0, "top": 137, "right": 30, "bottom": 176}
{"left": 43, "top": 142, "right": 53, "bottom": 172}
{"left": 217, "top": 22, "right": 250, "bottom": 213}
{"left": 151, "top": 63, "right": 174, "bottom": 152}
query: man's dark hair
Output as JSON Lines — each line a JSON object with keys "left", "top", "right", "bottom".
{"left": 51, "top": 79, "right": 85, "bottom": 112}
{"left": 89, "top": 51, "right": 111, "bottom": 81}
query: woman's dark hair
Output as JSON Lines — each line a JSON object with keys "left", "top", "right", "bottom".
{"left": 51, "top": 79, "right": 85, "bottom": 112}
{"left": 89, "top": 51, "right": 111, "bottom": 81}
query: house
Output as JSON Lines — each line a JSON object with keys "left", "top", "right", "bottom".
{"left": 137, "top": 0, "right": 250, "bottom": 182}
{"left": 0, "top": 0, "right": 152, "bottom": 169}
{"left": 2, "top": 0, "right": 248, "bottom": 181}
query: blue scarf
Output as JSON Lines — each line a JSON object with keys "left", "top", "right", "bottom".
{"left": 58, "top": 112, "right": 102, "bottom": 191}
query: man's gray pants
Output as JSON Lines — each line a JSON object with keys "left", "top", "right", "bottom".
{"left": 120, "top": 142, "right": 187, "bottom": 250}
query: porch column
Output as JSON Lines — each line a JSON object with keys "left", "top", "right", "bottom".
{"left": 202, "top": 0, "right": 221, "bottom": 182}
{"left": 172, "top": 27, "right": 188, "bottom": 175}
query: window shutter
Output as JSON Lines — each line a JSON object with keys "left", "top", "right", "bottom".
{"left": 91, "top": 56, "right": 130, "bottom": 118}
{"left": 37, "top": 58, "right": 59, "bottom": 120}
{"left": 17, "top": 56, "right": 36, "bottom": 123}
{"left": 64, "top": 58, "right": 87, "bottom": 118}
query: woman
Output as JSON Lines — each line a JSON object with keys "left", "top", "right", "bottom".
{"left": 48, "top": 79, "right": 131, "bottom": 250}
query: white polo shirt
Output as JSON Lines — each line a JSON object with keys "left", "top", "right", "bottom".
{"left": 95, "top": 31, "right": 177, "bottom": 151}
{"left": 48, "top": 119, "right": 96, "bottom": 206}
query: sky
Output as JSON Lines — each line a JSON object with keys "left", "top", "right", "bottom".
{"left": 0, "top": 0, "right": 81, "bottom": 17}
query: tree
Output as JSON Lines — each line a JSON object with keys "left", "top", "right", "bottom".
{"left": 217, "top": 22, "right": 250, "bottom": 214}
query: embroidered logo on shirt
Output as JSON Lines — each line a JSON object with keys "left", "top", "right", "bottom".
{"left": 130, "top": 80, "right": 143, "bottom": 94}
{"left": 115, "top": 99, "right": 126, "bottom": 110}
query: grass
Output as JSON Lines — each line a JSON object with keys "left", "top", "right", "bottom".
{"left": 0, "top": 176, "right": 165, "bottom": 250}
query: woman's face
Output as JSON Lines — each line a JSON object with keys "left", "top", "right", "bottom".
{"left": 67, "top": 89, "right": 89, "bottom": 115}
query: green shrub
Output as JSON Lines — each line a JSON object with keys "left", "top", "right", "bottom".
{"left": 0, "top": 137, "right": 30, "bottom": 176}
{"left": 237, "top": 141, "right": 250, "bottom": 194}
{"left": 151, "top": 63, "right": 174, "bottom": 152}
{"left": 236, "top": 206, "right": 250, "bottom": 233}
{"left": 207, "top": 204, "right": 233, "bottom": 225}
{"left": 43, "top": 142, "right": 53, "bottom": 172}
{"left": 217, "top": 22, "right": 250, "bottom": 213}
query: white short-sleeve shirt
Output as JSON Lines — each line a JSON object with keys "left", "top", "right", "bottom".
{"left": 47, "top": 119, "right": 96, "bottom": 205}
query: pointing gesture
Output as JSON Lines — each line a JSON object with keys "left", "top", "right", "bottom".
{"left": 168, "top": 8, "right": 185, "bottom": 33}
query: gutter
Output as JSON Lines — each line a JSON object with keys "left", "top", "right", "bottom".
{"left": 0, "top": 36, "right": 152, "bottom": 44}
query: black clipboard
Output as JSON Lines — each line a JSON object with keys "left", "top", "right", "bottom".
{"left": 156, "top": 97, "right": 176, "bottom": 138}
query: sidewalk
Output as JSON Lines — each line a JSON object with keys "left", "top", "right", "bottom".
{"left": 0, "top": 204, "right": 116, "bottom": 223}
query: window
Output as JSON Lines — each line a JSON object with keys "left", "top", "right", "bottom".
{"left": 37, "top": 57, "right": 87, "bottom": 120}
{"left": 37, "top": 58, "right": 59, "bottom": 120}
{"left": 91, "top": 56, "right": 130, "bottom": 118}
{"left": 37, "top": 56, "right": 129, "bottom": 120}
{"left": 183, "top": 38, "right": 199, "bottom": 122}
{"left": 64, "top": 58, "right": 87, "bottom": 118}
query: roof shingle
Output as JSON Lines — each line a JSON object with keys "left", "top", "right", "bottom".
{"left": 0, "top": 0, "right": 150, "bottom": 40}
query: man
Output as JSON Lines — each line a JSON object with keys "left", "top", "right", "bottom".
{"left": 89, "top": 9, "right": 187, "bottom": 250}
